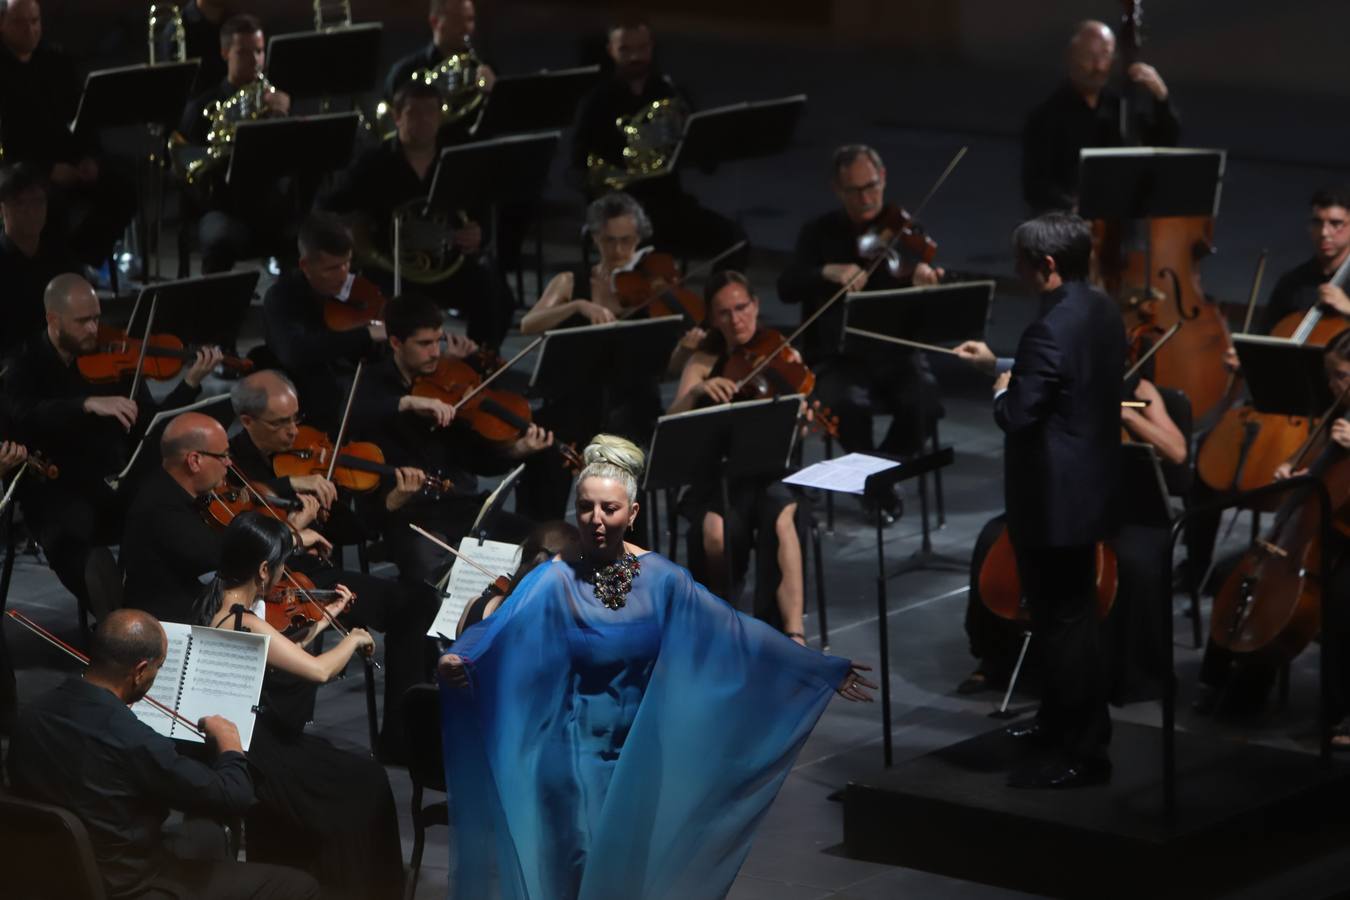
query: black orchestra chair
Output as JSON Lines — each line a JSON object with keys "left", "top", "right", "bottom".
{"left": 401, "top": 683, "right": 448, "bottom": 900}
{"left": 0, "top": 790, "right": 106, "bottom": 900}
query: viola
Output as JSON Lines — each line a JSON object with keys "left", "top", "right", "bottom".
{"left": 264, "top": 570, "right": 350, "bottom": 639}
{"left": 611, "top": 250, "right": 706, "bottom": 325}
{"left": 272, "top": 425, "right": 454, "bottom": 495}
{"left": 77, "top": 328, "right": 253, "bottom": 383}
{"left": 323, "top": 274, "right": 387, "bottom": 332}
{"left": 411, "top": 358, "right": 585, "bottom": 472}
{"left": 199, "top": 482, "right": 303, "bottom": 529}
{"left": 856, "top": 205, "right": 938, "bottom": 277}
{"left": 717, "top": 329, "right": 840, "bottom": 438}
{"left": 977, "top": 525, "right": 1119, "bottom": 623}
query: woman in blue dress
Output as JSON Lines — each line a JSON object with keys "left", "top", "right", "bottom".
{"left": 438, "top": 434, "right": 874, "bottom": 899}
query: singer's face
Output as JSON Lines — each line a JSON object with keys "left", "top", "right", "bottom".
{"left": 575, "top": 477, "right": 637, "bottom": 558}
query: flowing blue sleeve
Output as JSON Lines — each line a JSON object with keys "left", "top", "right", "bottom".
{"left": 580, "top": 561, "right": 849, "bottom": 900}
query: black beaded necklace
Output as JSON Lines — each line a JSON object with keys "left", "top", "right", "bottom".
{"left": 584, "top": 552, "right": 641, "bottom": 610}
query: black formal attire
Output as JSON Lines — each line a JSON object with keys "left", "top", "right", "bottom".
{"left": 5, "top": 333, "right": 203, "bottom": 609}
{"left": 179, "top": 2, "right": 226, "bottom": 97}
{"left": 348, "top": 356, "right": 531, "bottom": 587}
{"left": 384, "top": 40, "right": 488, "bottom": 146}
{"left": 6, "top": 676, "right": 319, "bottom": 900}
{"left": 319, "top": 136, "right": 515, "bottom": 347}
{"left": 0, "top": 43, "right": 137, "bottom": 265}
{"left": 227, "top": 429, "right": 433, "bottom": 757}
{"left": 215, "top": 606, "right": 404, "bottom": 900}
{"left": 0, "top": 232, "right": 81, "bottom": 360}
{"left": 262, "top": 269, "right": 379, "bottom": 435}
{"left": 777, "top": 209, "right": 939, "bottom": 458}
{"left": 119, "top": 467, "right": 224, "bottom": 622}
{"left": 996, "top": 280, "right": 1125, "bottom": 762}
{"left": 177, "top": 79, "right": 297, "bottom": 274}
{"left": 1021, "top": 81, "right": 1180, "bottom": 213}
{"left": 570, "top": 73, "right": 748, "bottom": 268}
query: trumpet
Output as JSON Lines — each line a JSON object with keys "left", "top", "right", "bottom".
{"left": 148, "top": 3, "right": 186, "bottom": 65}
{"left": 586, "top": 96, "right": 688, "bottom": 194}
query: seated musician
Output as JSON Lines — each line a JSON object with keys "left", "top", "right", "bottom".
{"left": 0, "top": 0, "right": 136, "bottom": 269}
{"left": 667, "top": 272, "right": 808, "bottom": 643}
{"left": 777, "top": 144, "right": 944, "bottom": 524}
{"left": 569, "top": 18, "right": 748, "bottom": 268}
{"left": 228, "top": 368, "right": 441, "bottom": 762}
{"left": 320, "top": 79, "right": 514, "bottom": 348}
{"left": 263, "top": 213, "right": 394, "bottom": 434}
{"left": 194, "top": 513, "right": 405, "bottom": 897}
{"left": 1022, "top": 19, "right": 1178, "bottom": 213}
{"left": 179, "top": 0, "right": 228, "bottom": 95}
{"left": 5, "top": 274, "right": 220, "bottom": 616}
{"left": 348, "top": 294, "right": 549, "bottom": 589}
{"left": 176, "top": 13, "right": 294, "bottom": 274}
{"left": 1180, "top": 186, "right": 1350, "bottom": 590}
{"left": 960, "top": 376, "right": 1188, "bottom": 700}
{"left": 384, "top": 0, "right": 495, "bottom": 142}
{"left": 119, "top": 412, "right": 326, "bottom": 622}
{"left": 0, "top": 162, "right": 80, "bottom": 360}
{"left": 6, "top": 608, "right": 321, "bottom": 900}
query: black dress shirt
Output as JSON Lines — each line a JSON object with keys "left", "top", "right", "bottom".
{"left": 1258, "top": 256, "right": 1343, "bottom": 335}
{"left": 0, "top": 233, "right": 80, "bottom": 360}
{"left": 120, "top": 467, "right": 224, "bottom": 622}
{"left": 319, "top": 136, "right": 434, "bottom": 254}
{"left": 0, "top": 42, "right": 85, "bottom": 167}
{"left": 6, "top": 676, "right": 254, "bottom": 899}
{"left": 262, "top": 269, "right": 377, "bottom": 434}
{"left": 1021, "top": 81, "right": 1180, "bottom": 212}
{"left": 226, "top": 429, "right": 295, "bottom": 500}
{"left": 569, "top": 72, "right": 683, "bottom": 182}
{"left": 177, "top": 77, "right": 234, "bottom": 145}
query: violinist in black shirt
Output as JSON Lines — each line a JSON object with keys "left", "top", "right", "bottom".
{"left": 0, "top": 162, "right": 80, "bottom": 361}
{"left": 321, "top": 80, "right": 514, "bottom": 348}
{"left": 1022, "top": 19, "right": 1179, "bottom": 213}
{"left": 777, "top": 144, "right": 944, "bottom": 522}
{"left": 6, "top": 274, "right": 220, "bottom": 617}
{"left": 6, "top": 608, "right": 321, "bottom": 900}
{"left": 0, "top": 0, "right": 136, "bottom": 267}
{"left": 570, "top": 19, "right": 747, "bottom": 268}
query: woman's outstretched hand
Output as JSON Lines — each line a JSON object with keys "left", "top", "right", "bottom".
{"left": 438, "top": 653, "right": 469, "bottom": 689}
{"left": 836, "top": 662, "right": 877, "bottom": 702}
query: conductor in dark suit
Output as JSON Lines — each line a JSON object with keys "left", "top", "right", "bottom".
{"left": 956, "top": 212, "right": 1125, "bottom": 788}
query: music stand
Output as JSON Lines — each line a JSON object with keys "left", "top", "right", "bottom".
{"left": 528, "top": 316, "right": 685, "bottom": 401}
{"left": 1232, "top": 335, "right": 1335, "bottom": 417}
{"left": 473, "top": 66, "right": 601, "bottom": 138}
{"left": 646, "top": 396, "right": 803, "bottom": 607}
{"left": 266, "top": 23, "right": 383, "bottom": 100}
{"left": 1077, "top": 147, "right": 1226, "bottom": 221}
{"left": 472, "top": 463, "right": 526, "bottom": 544}
{"left": 226, "top": 112, "right": 360, "bottom": 186}
{"left": 125, "top": 271, "right": 260, "bottom": 351}
{"left": 669, "top": 95, "right": 807, "bottom": 171}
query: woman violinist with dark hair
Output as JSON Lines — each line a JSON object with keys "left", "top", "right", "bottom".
{"left": 195, "top": 512, "right": 404, "bottom": 900}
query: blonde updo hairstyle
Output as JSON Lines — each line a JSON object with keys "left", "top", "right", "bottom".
{"left": 578, "top": 434, "right": 645, "bottom": 502}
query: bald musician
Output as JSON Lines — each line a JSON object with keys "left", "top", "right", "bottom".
{"left": 7, "top": 608, "right": 320, "bottom": 900}
{"left": 1022, "top": 19, "right": 1179, "bottom": 213}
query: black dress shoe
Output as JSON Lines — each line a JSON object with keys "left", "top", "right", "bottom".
{"left": 1007, "top": 757, "right": 1112, "bottom": 789}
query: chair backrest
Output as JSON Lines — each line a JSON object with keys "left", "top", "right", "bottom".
{"left": 402, "top": 683, "right": 446, "bottom": 795}
{"left": 0, "top": 790, "right": 107, "bottom": 900}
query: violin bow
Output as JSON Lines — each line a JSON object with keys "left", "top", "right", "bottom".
{"left": 1220, "top": 250, "right": 1268, "bottom": 398}
{"left": 409, "top": 523, "right": 508, "bottom": 583}
{"left": 5, "top": 609, "right": 207, "bottom": 739}
{"left": 393, "top": 214, "right": 403, "bottom": 298}
{"left": 327, "top": 361, "right": 364, "bottom": 483}
{"left": 1122, "top": 322, "right": 1182, "bottom": 384}
{"left": 126, "top": 291, "right": 161, "bottom": 402}
{"left": 616, "top": 239, "right": 750, "bottom": 322}
{"left": 730, "top": 146, "right": 968, "bottom": 395}
{"left": 0, "top": 465, "right": 28, "bottom": 517}
{"left": 450, "top": 337, "right": 544, "bottom": 411}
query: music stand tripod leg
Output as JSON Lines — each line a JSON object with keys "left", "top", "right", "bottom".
{"left": 875, "top": 505, "right": 893, "bottom": 767}
{"left": 989, "top": 631, "right": 1032, "bottom": 720}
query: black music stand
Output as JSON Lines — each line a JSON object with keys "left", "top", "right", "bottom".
{"left": 473, "top": 66, "right": 601, "bottom": 138}
{"left": 670, "top": 95, "right": 807, "bottom": 171}
{"left": 528, "top": 316, "right": 685, "bottom": 401}
{"left": 1077, "top": 148, "right": 1227, "bottom": 221}
{"left": 226, "top": 112, "right": 360, "bottom": 185}
{"left": 266, "top": 23, "right": 383, "bottom": 100}
{"left": 1232, "top": 335, "right": 1335, "bottom": 417}
{"left": 125, "top": 271, "right": 260, "bottom": 351}
{"left": 646, "top": 397, "right": 803, "bottom": 608}
{"left": 472, "top": 463, "right": 526, "bottom": 545}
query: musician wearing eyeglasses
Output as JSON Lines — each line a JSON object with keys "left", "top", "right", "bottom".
{"left": 0, "top": 0, "right": 137, "bottom": 270}
{"left": 1022, "top": 19, "right": 1178, "bottom": 214}
{"left": 777, "top": 144, "right": 944, "bottom": 524}
{"left": 320, "top": 79, "right": 515, "bottom": 349}
{"left": 569, "top": 18, "right": 747, "bottom": 270}
{"left": 176, "top": 13, "right": 294, "bottom": 275}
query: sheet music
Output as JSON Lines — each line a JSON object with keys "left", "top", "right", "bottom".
{"left": 174, "top": 626, "right": 269, "bottom": 750}
{"left": 782, "top": 453, "right": 900, "bottom": 495}
{"left": 130, "top": 621, "right": 191, "bottom": 739}
{"left": 427, "top": 538, "right": 522, "bottom": 641}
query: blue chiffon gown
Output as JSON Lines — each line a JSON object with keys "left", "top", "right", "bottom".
{"left": 440, "top": 552, "right": 851, "bottom": 899}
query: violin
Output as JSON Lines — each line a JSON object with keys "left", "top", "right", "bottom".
{"left": 77, "top": 327, "right": 253, "bottom": 383}
{"left": 200, "top": 481, "right": 303, "bottom": 529}
{"left": 272, "top": 425, "right": 454, "bottom": 495}
{"left": 323, "top": 274, "right": 387, "bottom": 332}
{"left": 411, "top": 358, "right": 585, "bottom": 472}
{"left": 264, "top": 570, "right": 351, "bottom": 640}
{"left": 21, "top": 451, "right": 59, "bottom": 480}
{"left": 856, "top": 205, "right": 938, "bottom": 278}
{"left": 716, "top": 329, "right": 840, "bottom": 438}
{"left": 978, "top": 525, "right": 1119, "bottom": 623}
{"left": 611, "top": 251, "right": 706, "bottom": 325}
